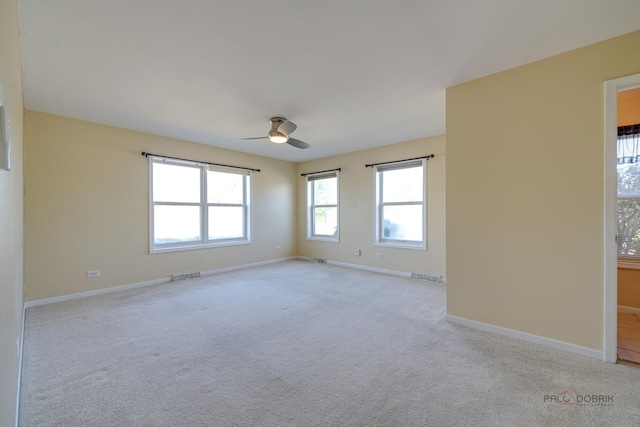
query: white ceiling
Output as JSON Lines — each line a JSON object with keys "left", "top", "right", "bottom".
{"left": 18, "top": 0, "right": 640, "bottom": 162}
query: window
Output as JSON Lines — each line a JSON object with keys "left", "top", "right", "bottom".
{"left": 306, "top": 171, "right": 339, "bottom": 241}
{"left": 618, "top": 124, "right": 640, "bottom": 258}
{"left": 618, "top": 164, "right": 640, "bottom": 258}
{"left": 374, "top": 159, "right": 426, "bottom": 249}
{"left": 149, "top": 157, "right": 251, "bottom": 253}
{"left": 617, "top": 162, "right": 640, "bottom": 257}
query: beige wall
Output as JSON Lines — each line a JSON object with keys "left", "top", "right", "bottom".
{"left": 24, "top": 111, "right": 297, "bottom": 301}
{"left": 618, "top": 268, "right": 640, "bottom": 308}
{"left": 24, "top": 112, "right": 447, "bottom": 300}
{"left": 0, "top": 0, "right": 24, "bottom": 424}
{"left": 296, "top": 136, "right": 446, "bottom": 277}
{"left": 446, "top": 30, "right": 640, "bottom": 350}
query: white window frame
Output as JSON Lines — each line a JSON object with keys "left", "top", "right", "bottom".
{"left": 374, "top": 159, "right": 427, "bottom": 250}
{"left": 617, "top": 186, "right": 640, "bottom": 260}
{"left": 149, "top": 156, "right": 251, "bottom": 253}
{"left": 306, "top": 170, "right": 340, "bottom": 242}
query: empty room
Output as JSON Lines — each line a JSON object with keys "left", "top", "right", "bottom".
{"left": 3, "top": 1, "right": 640, "bottom": 426}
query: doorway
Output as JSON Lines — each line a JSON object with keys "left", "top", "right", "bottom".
{"left": 604, "top": 73, "right": 640, "bottom": 363}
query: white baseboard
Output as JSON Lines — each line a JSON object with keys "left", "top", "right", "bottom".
{"left": 298, "top": 256, "right": 448, "bottom": 281}
{"left": 201, "top": 257, "right": 296, "bottom": 276}
{"left": 618, "top": 305, "right": 640, "bottom": 315}
{"left": 24, "top": 277, "right": 171, "bottom": 308}
{"left": 16, "top": 302, "right": 25, "bottom": 427}
{"left": 24, "top": 257, "right": 297, "bottom": 308}
{"left": 446, "top": 314, "right": 603, "bottom": 361}
{"left": 296, "top": 256, "right": 411, "bottom": 277}
{"left": 25, "top": 257, "right": 435, "bottom": 309}
{"left": 327, "top": 259, "right": 411, "bottom": 277}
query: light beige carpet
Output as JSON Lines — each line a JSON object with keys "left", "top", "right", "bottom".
{"left": 19, "top": 260, "right": 640, "bottom": 426}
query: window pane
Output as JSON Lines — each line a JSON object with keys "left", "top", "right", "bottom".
{"left": 618, "top": 162, "right": 640, "bottom": 197}
{"left": 154, "top": 205, "right": 201, "bottom": 244}
{"left": 381, "top": 167, "right": 423, "bottom": 203}
{"left": 618, "top": 198, "right": 640, "bottom": 256}
{"left": 209, "top": 206, "right": 244, "bottom": 239}
{"left": 382, "top": 205, "right": 422, "bottom": 241}
{"left": 207, "top": 170, "right": 244, "bottom": 204}
{"left": 153, "top": 163, "right": 201, "bottom": 203}
{"left": 313, "top": 207, "right": 338, "bottom": 236}
{"left": 314, "top": 177, "right": 337, "bottom": 205}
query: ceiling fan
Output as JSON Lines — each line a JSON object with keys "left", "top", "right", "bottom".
{"left": 237, "top": 117, "right": 310, "bottom": 149}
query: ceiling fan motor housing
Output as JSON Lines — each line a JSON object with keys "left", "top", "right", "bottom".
{"left": 268, "top": 118, "right": 288, "bottom": 142}
{"left": 270, "top": 117, "right": 287, "bottom": 132}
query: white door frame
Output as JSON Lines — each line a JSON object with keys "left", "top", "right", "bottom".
{"left": 604, "top": 73, "right": 640, "bottom": 363}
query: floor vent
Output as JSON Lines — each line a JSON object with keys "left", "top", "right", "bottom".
{"left": 172, "top": 271, "right": 202, "bottom": 282}
{"left": 309, "top": 257, "right": 328, "bottom": 264}
{"left": 411, "top": 272, "right": 442, "bottom": 283}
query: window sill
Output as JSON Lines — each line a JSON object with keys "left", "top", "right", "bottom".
{"left": 374, "top": 241, "right": 426, "bottom": 251}
{"left": 306, "top": 236, "right": 339, "bottom": 243}
{"left": 618, "top": 259, "right": 640, "bottom": 270}
{"left": 151, "top": 240, "right": 251, "bottom": 254}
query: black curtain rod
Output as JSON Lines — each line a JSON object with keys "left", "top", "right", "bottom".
{"left": 141, "top": 152, "right": 261, "bottom": 172}
{"left": 300, "top": 168, "right": 341, "bottom": 177}
{"left": 365, "top": 154, "right": 434, "bottom": 168}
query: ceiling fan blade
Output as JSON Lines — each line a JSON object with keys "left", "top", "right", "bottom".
{"left": 286, "top": 138, "right": 310, "bottom": 149}
{"left": 278, "top": 120, "right": 297, "bottom": 136}
{"left": 236, "top": 136, "right": 268, "bottom": 141}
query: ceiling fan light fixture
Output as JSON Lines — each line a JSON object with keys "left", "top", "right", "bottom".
{"left": 269, "top": 132, "right": 288, "bottom": 144}
{"left": 237, "top": 117, "right": 309, "bottom": 149}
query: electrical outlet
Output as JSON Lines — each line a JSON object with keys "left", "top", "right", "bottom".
{"left": 276, "top": 245, "right": 281, "bottom": 251}
{"left": 376, "top": 253, "right": 384, "bottom": 259}
{"left": 87, "top": 270, "right": 100, "bottom": 278}
{"left": 354, "top": 249, "right": 361, "bottom": 256}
